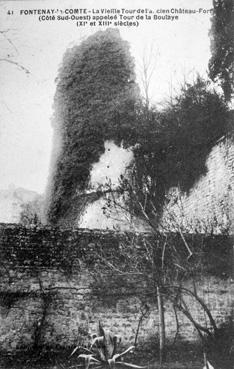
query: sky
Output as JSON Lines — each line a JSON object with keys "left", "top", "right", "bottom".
{"left": 0, "top": 0, "right": 213, "bottom": 194}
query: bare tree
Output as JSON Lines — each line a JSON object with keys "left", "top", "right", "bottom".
{"left": 95, "top": 177, "right": 220, "bottom": 363}
{"left": 0, "top": 23, "right": 30, "bottom": 74}
{"left": 137, "top": 43, "right": 159, "bottom": 111}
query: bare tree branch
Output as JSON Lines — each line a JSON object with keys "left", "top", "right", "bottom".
{"left": 0, "top": 29, "right": 18, "bottom": 54}
{"left": 0, "top": 58, "right": 30, "bottom": 74}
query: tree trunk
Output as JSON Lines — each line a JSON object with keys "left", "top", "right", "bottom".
{"left": 157, "top": 286, "right": 166, "bottom": 365}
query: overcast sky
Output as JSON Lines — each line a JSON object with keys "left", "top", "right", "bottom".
{"left": 0, "top": 0, "right": 213, "bottom": 194}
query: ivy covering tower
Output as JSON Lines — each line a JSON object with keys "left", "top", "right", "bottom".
{"left": 46, "top": 29, "right": 139, "bottom": 225}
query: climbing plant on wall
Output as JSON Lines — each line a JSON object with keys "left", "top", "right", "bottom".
{"left": 46, "top": 29, "right": 139, "bottom": 225}
{"left": 45, "top": 27, "right": 230, "bottom": 227}
{"left": 124, "top": 76, "right": 229, "bottom": 221}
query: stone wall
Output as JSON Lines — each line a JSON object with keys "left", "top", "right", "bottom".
{"left": 69, "top": 134, "right": 234, "bottom": 233}
{"left": 0, "top": 224, "right": 233, "bottom": 351}
{"left": 161, "top": 134, "right": 234, "bottom": 233}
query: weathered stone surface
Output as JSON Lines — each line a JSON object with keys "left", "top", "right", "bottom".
{"left": 0, "top": 225, "right": 233, "bottom": 351}
{"left": 162, "top": 135, "right": 234, "bottom": 233}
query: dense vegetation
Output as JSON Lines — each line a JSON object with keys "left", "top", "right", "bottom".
{"left": 124, "top": 77, "right": 229, "bottom": 221}
{"left": 46, "top": 29, "right": 139, "bottom": 224}
{"left": 209, "top": 0, "right": 234, "bottom": 101}
{"left": 46, "top": 29, "right": 230, "bottom": 226}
